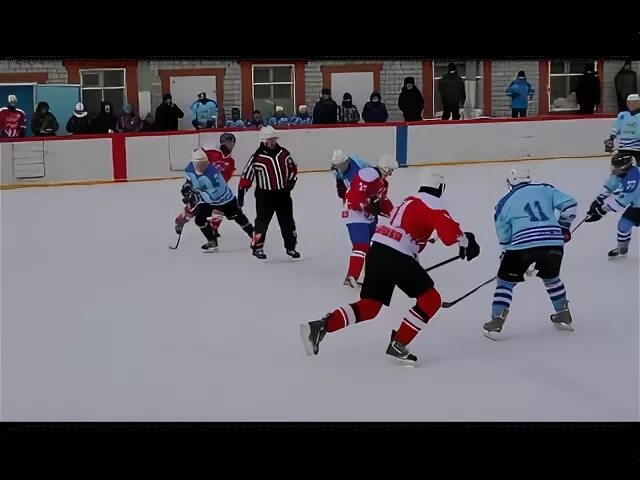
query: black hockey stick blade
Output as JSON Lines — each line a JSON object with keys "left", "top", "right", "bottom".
{"left": 424, "top": 255, "right": 460, "bottom": 273}
{"left": 442, "top": 276, "right": 497, "bottom": 308}
{"left": 169, "top": 232, "right": 182, "bottom": 250}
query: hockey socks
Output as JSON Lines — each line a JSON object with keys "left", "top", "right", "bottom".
{"left": 325, "top": 299, "right": 383, "bottom": 332}
{"left": 394, "top": 288, "right": 441, "bottom": 345}
{"left": 346, "top": 243, "right": 369, "bottom": 280}
{"left": 492, "top": 278, "right": 516, "bottom": 317}
{"left": 543, "top": 277, "right": 568, "bottom": 312}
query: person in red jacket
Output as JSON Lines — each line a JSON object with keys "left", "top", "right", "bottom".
{"left": 300, "top": 172, "right": 480, "bottom": 365}
{"left": 174, "top": 133, "right": 237, "bottom": 237}
{"left": 0, "top": 95, "right": 27, "bottom": 138}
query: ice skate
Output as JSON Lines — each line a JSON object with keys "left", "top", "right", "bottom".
{"left": 343, "top": 276, "right": 359, "bottom": 288}
{"left": 252, "top": 248, "right": 266, "bottom": 259}
{"left": 608, "top": 246, "right": 628, "bottom": 258}
{"left": 385, "top": 330, "right": 417, "bottom": 365}
{"left": 300, "top": 315, "right": 328, "bottom": 356}
{"left": 483, "top": 308, "right": 509, "bottom": 340}
{"left": 286, "top": 249, "right": 301, "bottom": 259}
{"left": 550, "top": 302, "right": 574, "bottom": 331}
{"left": 201, "top": 237, "right": 218, "bottom": 251}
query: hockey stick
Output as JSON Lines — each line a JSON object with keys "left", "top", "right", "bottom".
{"left": 169, "top": 231, "right": 182, "bottom": 250}
{"left": 571, "top": 218, "right": 586, "bottom": 234}
{"left": 424, "top": 255, "right": 460, "bottom": 273}
{"left": 441, "top": 276, "right": 497, "bottom": 308}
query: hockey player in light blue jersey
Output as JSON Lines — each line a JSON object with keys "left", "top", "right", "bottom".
{"left": 176, "top": 148, "right": 254, "bottom": 251}
{"left": 330, "top": 149, "right": 370, "bottom": 200}
{"left": 604, "top": 93, "right": 640, "bottom": 164}
{"left": 584, "top": 151, "right": 640, "bottom": 257}
{"left": 484, "top": 167, "right": 578, "bottom": 338}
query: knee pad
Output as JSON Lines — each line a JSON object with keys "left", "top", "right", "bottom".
{"left": 353, "top": 298, "right": 383, "bottom": 322}
{"left": 414, "top": 288, "right": 442, "bottom": 324}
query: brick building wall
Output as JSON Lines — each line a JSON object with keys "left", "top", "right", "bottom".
{"left": 0, "top": 60, "right": 68, "bottom": 84}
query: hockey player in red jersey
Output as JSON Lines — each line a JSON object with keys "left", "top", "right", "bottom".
{"left": 341, "top": 153, "right": 398, "bottom": 287}
{"left": 301, "top": 172, "right": 480, "bottom": 364}
{"left": 175, "top": 133, "right": 236, "bottom": 236}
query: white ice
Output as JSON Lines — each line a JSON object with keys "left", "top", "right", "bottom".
{"left": 1, "top": 157, "right": 638, "bottom": 421}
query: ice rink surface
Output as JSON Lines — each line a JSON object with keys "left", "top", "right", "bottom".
{"left": 1, "top": 157, "right": 638, "bottom": 421}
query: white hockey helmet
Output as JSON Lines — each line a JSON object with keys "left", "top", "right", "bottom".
{"left": 507, "top": 167, "right": 531, "bottom": 189}
{"left": 331, "top": 149, "right": 349, "bottom": 165}
{"left": 419, "top": 168, "right": 446, "bottom": 197}
{"left": 378, "top": 154, "right": 398, "bottom": 174}
{"left": 192, "top": 147, "right": 208, "bottom": 163}
{"left": 259, "top": 125, "right": 279, "bottom": 142}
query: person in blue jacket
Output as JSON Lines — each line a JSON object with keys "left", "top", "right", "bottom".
{"left": 191, "top": 92, "right": 218, "bottom": 129}
{"left": 506, "top": 71, "right": 535, "bottom": 118}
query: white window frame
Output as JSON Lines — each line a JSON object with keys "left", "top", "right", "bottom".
{"left": 79, "top": 68, "right": 127, "bottom": 107}
{"left": 548, "top": 60, "right": 597, "bottom": 112}
{"left": 251, "top": 64, "right": 296, "bottom": 112}
{"left": 432, "top": 61, "right": 483, "bottom": 118}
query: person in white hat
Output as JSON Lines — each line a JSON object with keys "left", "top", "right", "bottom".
{"left": 238, "top": 125, "right": 299, "bottom": 260}
{"left": 175, "top": 147, "right": 254, "bottom": 251}
{"left": 66, "top": 103, "right": 91, "bottom": 135}
{"left": 300, "top": 171, "right": 480, "bottom": 364}
{"left": 0, "top": 94, "right": 27, "bottom": 138}
{"left": 338, "top": 153, "right": 398, "bottom": 288}
{"left": 604, "top": 92, "right": 640, "bottom": 165}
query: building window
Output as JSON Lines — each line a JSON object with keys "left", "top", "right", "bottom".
{"left": 252, "top": 65, "right": 295, "bottom": 117}
{"left": 80, "top": 69, "right": 127, "bottom": 116}
{"left": 549, "top": 60, "right": 596, "bottom": 111}
{"left": 433, "top": 61, "right": 484, "bottom": 118}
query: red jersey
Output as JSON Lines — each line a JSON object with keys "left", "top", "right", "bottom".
{"left": 342, "top": 167, "right": 393, "bottom": 224}
{"left": 0, "top": 107, "right": 27, "bottom": 138}
{"left": 372, "top": 192, "right": 463, "bottom": 258}
{"left": 205, "top": 149, "right": 235, "bottom": 183}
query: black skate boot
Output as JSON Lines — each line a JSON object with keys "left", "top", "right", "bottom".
{"left": 386, "top": 330, "right": 417, "bottom": 365}
{"left": 252, "top": 248, "right": 267, "bottom": 260}
{"left": 550, "top": 301, "right": 574, "bottom": 331}
{"left": 608, "top": 246, "right": 628, "bottom": 258}
{"left": 300, "top": 315, "right": 328, "bottom": 356}
{"left": 483, "top": 308, "right": 509, "bottom": 340}
{"left": 286, "top": 249, "right": 301, "bottom": 259}
{"left": 201, "top": 237, "right": 218, "bottom": 251}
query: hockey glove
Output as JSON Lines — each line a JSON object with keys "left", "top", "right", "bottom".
{"left": 459, "top": 232, "right": 480, "bottom": 261}
{"left": 561, "top": 227, "right": 571, "bottom": 243}
{"left": 585, "top": 202, "right": 607, "bottom": 223}
{"left": 237, "top": 188, "right": 245, "bottom": 208}
{"left": 336, "top": 179, "right": 347, "bottom": 199}
{"left": 286, "top": 178, "right": 297, "bottom": 191}
{"left": 604, "top": 136, "right": 615, "bottom": 153}
{"left": 368, "top": 196, "right": 382, "bottom": 216}
{"left": 181, "top": 181, "right": 193, "bottom": 198}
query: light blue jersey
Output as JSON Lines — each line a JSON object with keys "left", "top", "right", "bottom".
{"left": 185, "top": 163, "right": 234, "bottom": 205}
{"left": 333, "top": 156, "right": 370, "bottom": 187}
{"left": 494, "top": 183, "right": 577, "bottom": 251}
{"left": 600, "top": 166, "right": 640, "bottom": 211}
{"left": 611, "top": 111, "right": 640, "bottom": 151}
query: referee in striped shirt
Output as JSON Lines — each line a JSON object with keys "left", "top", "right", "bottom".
{"left": 238, "top": 126, "right": 300, "bottom": 260}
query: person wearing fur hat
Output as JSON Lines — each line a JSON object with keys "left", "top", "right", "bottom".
{"left": 362, "top": 91, "right": 389, "bottom": 123}
{"left": 31, "top": 101, "right": 59, "bottom": 136}
{"left": 66, "top": 103, "right": 91, "bottom": 135}
{"left": 176, "top": 147, "right": 254, "bottom": 251}
{"left": 338, "top": 93, "right": 361, "bottom": 124}
{"left": 0, "top": 95, "right": 27, "bottom": 138}
{"left": 575, "top": 62, "right": 601, "bottom": 114}
{"left": 506, "top": 71, "right": 535, "bottom": 118}
{"left": 153, "top": 93, "right": 184, "bottom": 131}
{"left": 398, "top": 77, "right": 424, "bottom": 122}
{"left": 289, "top": 105, "right": 312, "bottom": 125}
{"left": 238, "top": 126, "right": 300, "bottom": 260}
{"left": 311, "top": 88, "right": 338, "bottom": 124}
{"left": 437, "top": 63, "right": 466, "bottom": 120}
{"left": 267, "top": 105, "right": 290, "bottom": 126}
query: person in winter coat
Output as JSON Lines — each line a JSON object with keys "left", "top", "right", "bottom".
{"left": 90, "top": 101, "right": 118, "bottom": 133}
{"left": 247, "top": 110, "right": 265, "bottom": 128}
{"left": 154, "top": 93, "right": 184, "bottom": 131}
{"left": 338, "top": 92, "right": 361, "bottom": 124}
{"left": 438, "top": 63, "right": 466, "bottom": 120}
{"left": 575, "top": 63, "right": 601, "bottom": 114}
{"left": 312, "top": 88, "right": 338, "bottom": 124}
{"left": 398, "top": 76, "right": 424, "bottom": 121}
{"left": 66, "top": 103, "right": 91, "bottom": 135}
{"left": 506, "top": 70, "right": 535, "bottom": 118}
{"left": 289, "top": 105, "right": 312, "bottom": 125}
{"left": 0, "top": 95, "right": 26, "bottom": 138}
{"left": 191, "top": 92, "right": 218, "bottom": 129}
{"left": 615, "top": 61, "right": 638, "bottom": 113}
{"left": 362, "top": 91, "right": 389, "bottom": 123}
{"left": 117, "top": 103, "right": 144, "bottom": 133}
{"left": 31, "top": 101, "right": 59, "bottom": 136}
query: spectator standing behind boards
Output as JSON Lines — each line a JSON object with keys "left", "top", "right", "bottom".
{"left": 267, "top": 106, "right": 290, "bottom": 126}
{"left": 338, "top": 93, "right": 361, "bottom": 124}
{"left": 247, "top": 110, "right": 265, "bottom": 128}
{"left": 117, "top": 103, "right": 144, "bottom": 133}
{"left": 576, "top": 62, "right": 601, "bottom": 115}
{"left": 191, "top": 92, "right": 218, "bottom": 129}
{"left": 154, "top": 93, "right": 184, "bottom": 131}
{"left": 615, "top": 61, "right": 638, "bottom": 113}
{"left": 0, "top": 95, "right": 26, "bottom": 138}
{"left": 438, "top": 63, "right": 466, "bottom": 120}
{"left": 312, "top": 88, "right": 338, "bottom": 124}
{"left": 290, "top": 105, "right": 312, "bottom": 125}
{"left": 362, "top": 91, "right": 389, "bottom": 123}
{"left": 90, "top": 101, "right": 118, "bottom": 133}
{"left": 225, "top": 107, "right": 246, "bottom": 128}
{"left": 31, "top": 101, "right": 59, "bottom": 136}
{"left": 506, "top": 70, "right": 535, "bottom": 118}
{"left": 398, "top": 76, "right": 424, "bottom": 121}
{"left": 66, "top": 103, "right": 91, "bottom": 135}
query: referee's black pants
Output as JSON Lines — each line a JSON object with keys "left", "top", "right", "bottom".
{"left": 253, "top": 189, "right": 297, "bottom": 251}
